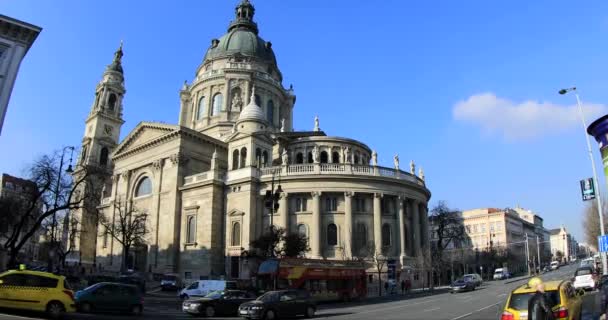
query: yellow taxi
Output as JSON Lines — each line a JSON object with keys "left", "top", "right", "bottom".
{"left": 0, "top": 269, "right": 76, "bottom": 319}
{"left": 501, "top": 279, "right": 583, "bottom": 320}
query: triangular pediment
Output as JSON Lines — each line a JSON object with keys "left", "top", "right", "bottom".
{"left": 227, "top": 131, "right": 274, "bottom": 144}
{"left": 228, "top": 209, "right": 245, "bottom": 216}
{"left": 114, "top": 122, "right": 179, "bottom": 156}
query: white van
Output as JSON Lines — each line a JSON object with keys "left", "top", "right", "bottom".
{"left": 178, "top": 280, "right": 237, "bottom": 299}
{"left": 493, "top": 268, "right": 509, "bottom": 280}
{"left": 550, "top": 261, "right": 560, "bottom": 270}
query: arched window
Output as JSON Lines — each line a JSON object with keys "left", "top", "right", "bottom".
{"left": 197, "top": 96, "right": 206, "bottom": 120}
{"left": 255, "top": 94, "right": 261, "bottom": 107}
{"left": 354, "top": 154, "right": 360, "bottom": 165}
{"left": 267, "top": 100, "right": 274, "bottom": 124}
{"left": 382, "top": 224, "right": 391, "bottom": 247}
{"left": 327, "top": 224, "right": 337, "bottom": 246}
{"left": 212, "top": 93, "right": 223, "bottom": 116}
{"left": 262, "top": 151, "right": 269, "bottom": 167}
{"left": 135, "top": 177, "right": 152, "bottom": 197}
{"left": 320, "top": 151, "right": 328, "bottom": 164}
{"left": 232, "top": 149, "right": 240, "bottom": 170}
{"left": 298, "top": 224, "right": 308, "bottom": 237}
{"left": 307, "top": 152, "right": 313, "bottom": 163}
{"left": 99, "top": 147, "right": 109, "bottom": 166}
{"left": 255, "top": 148, "right": 262, "bottom": 167}
{"left": 332, "top": 152, "right": 340, "bottom": 163}
{"left": 355, "top": 223, "right": 367, "bottom": 251}
{"left": 108, "top": 94, "right": 117, "bottom": 111}
{"left": 240, "top": 147, "right": 247, "bottom": 168}
{"left": 186, "top": 215, "right": 196, "bottom": 243}
{"left": 296, "top": 153, "right": 304, "bottom": 164}
{"left": 232, "top": 222, "right": 241, "bottom": 246}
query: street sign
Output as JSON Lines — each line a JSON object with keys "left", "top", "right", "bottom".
{"left": 580, "top": 178, "right": 596, "bottom": 201}
{"left": 598, "top": 235, "right": 608, "bottom": 253}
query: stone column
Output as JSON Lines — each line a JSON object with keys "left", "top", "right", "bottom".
{"left": 373, "top": 193, "right": 383, "bottom": 256}
{"left": 420, "top": 203, "right": 429, "bottom": 250}
{"left": 344, "top": 191, "right": 354, "bottom": 258}
{"left": 411, "top": 199, "right": 421, "bottom": 257}
{"left": 279, "top": 193, "right": 289, "bottom": 232}
{"left": 398, "top": 196, "right": 406, "bottom": 261}
{"left": 311, "top": 191, "right": 322, "bottom": 258}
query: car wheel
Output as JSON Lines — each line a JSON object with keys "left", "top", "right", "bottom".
{"left": 305, "top": 306, "right": 315, "bottom": 318}
{"left": 80, "top": 302, "right": 92, "bottom": 313}
{"left": 46, "top": 301, "right": 65, "bottom": 320}
{"left": 205, "top": 306, "right": 215, "bottom": 317}
{"left": 131, "top": 304, "right": 143, "bottom": 316}
{"left": 265, "top": 309, "right": 276, "bottom": 320}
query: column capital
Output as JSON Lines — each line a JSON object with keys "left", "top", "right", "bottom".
{"left": 279, "top": 192, "right": 288, "bottom": 199}
{"left": 344, "top": 191, "right": 354, "bottom": 198}
{"left": 374, "top": 192, "right": 383, "bottom": 199}
{"left": 398, "top": 193, "right": 407, "bottom": 201}
{"left": 311, "top": 191, "right": 322, "bottom": 197}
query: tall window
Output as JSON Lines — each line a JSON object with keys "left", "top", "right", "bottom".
{"left": 298, "top": 224, "right": 308, "bottom": 237}
{"left": 108, "top": 94, "right": 117, "bottom": 111}
{"left": 262, "top": 151, "right": 269, "bottom": 167}
{"left": 135, "top": 177, "right": 152, "bottom": 197}
{"left": 232, "top": 222, "right": 241, "bottom": 246}
{"left": 255, "top": 94, "right": 261, "bottom": 107}
{"left": 212, "top": 93, "right": 223, "bottom": 116}
{"left": 307, "top": 152, "right": 313, "bottom": 163}
{"left": 99, "top": 147, "right": 109, "bottom": 166}
{"left": 296, "top": 153, "right": 304, "bottom": 164}
{"left": 296, "top": 197, "right": 307, "bottom": 212}
{"left": 325, "top": 197, "right": 337, "bottom": 211}
{"left": 354, "top": 154, "right": 360, "bottom": 164}
{"left": 332, "top": 152, "right": 340, "bottom": 163}
{"left": 355, "top": 223, "right": 367, "bottom": 251}
{"left": 255, "top": 148, "right": 262, "bottom": 167}
{"left": 186, "top": 215, "right": 196, "bottom": 243}
{"left": 382, "top": 224, "right": 391, "bottom": 246}
{"left": 355, "top": 197, "right": 365, "bottom": 212}
{"left": 267, "top": 100, "right": 274, "bottom": 124}
{"left": 232, "top": 149, "right": 240, "bottom": 170}
{"left": 320, "top": 151, "right": 328, "bottom": 163}
{"left": 197, "top": 96, "right": 206, "bottom": 120}
{"left": 240, "top": 147, "right": 247, "bottom": 168}
{"left": 327, "top": 224, "right": 337, "bottom": 246}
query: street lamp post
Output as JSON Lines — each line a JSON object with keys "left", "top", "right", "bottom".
{"left": 48, "top": 146, "right": 75, "bottom": 272}
{"left": 263, "top": 173, "right": 283, "bottom": 245}
{"left": 560, "top": 87, "right": 608, "bottom": 275}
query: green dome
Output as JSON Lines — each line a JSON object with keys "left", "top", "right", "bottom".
{"left": 203, "top": 29, "right": 276, "bottom": 64}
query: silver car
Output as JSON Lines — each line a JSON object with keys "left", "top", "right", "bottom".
{"left": 462, "top": 274, "right": 482, "bottom": 287}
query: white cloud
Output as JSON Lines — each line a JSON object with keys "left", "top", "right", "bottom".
{"left": 453, "top": 93, "right": 608, "bottom": 141}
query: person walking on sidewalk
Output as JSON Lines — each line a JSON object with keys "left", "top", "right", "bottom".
{"left": 384, "top": 282, "right": 389, "bottom": 295}
{"left": 527, "top": 278, "right": 555, "bottom": 320}
{"left": 401, "top": 280, "right": 406, "bottom": 295}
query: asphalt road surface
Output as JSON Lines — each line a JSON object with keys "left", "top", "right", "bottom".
{"left": 0, "top": 264, "right": 602, "bottom": 320}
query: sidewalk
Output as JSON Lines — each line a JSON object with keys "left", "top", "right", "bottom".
{"left": 320, "top": 286, "right": 450, "bottom": 309}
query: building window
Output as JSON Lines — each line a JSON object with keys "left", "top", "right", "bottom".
{"left": 232, "top": 222, "right": 241, "bottom": 246}
{"left": 382, "top": 224, "right": 391, "bottom": 246}
{"left": 320, "top": 151, "right": 328, "bottom": 163}
{"left": 481, "top": 224, "right": 486, "bottom": 232}
{"left": 298, "top": 224, "right": 308, "bottom": 237}
{"left": 212, "top": 93, "right": 223, "bottom": 116}
{"left": 296, "top": 153, "right": 304, "bottom": 164}
{"left": 354, "top": 154, "right": 360, "bottom": 164}
{"left": 332, "top": 152, "right": 340, "bottom": 163}
{"left": 473, "top": 225, "right": 478, "bottom": 233}
{"left": 267, "top": 100, "right": 274, "bottom": 124}
{"left": 327, "top": 224, "right": 337, "bottom": 246}
{"left": 135, "top": 177, "right": 152, "bottom": 197}
{"left": 197, "top": 96, "right": 206, "bottom": 120}
{"left": 240, "top": 147, "right": 247, "bottom": 168}
{"left": 325, "top": 197, "right": 337, "bottom": 211}
{"left": 490, "top": 223, "right": 495, "bottom": 232}
{"left": 185, "top": 272, "right": 192, "bottom": 280}
{"left": 465, "top": 225, "right": 471, "bottom": 233}
{"left": 99, "top": 147, "right": 109, "bottom": 166}
{"left": 355, "top": 197, "right": 365, "bottom": 212}
{"left": 186, "top": 215, "right": 196, "bottom": 244}
{"left": 307, "top": 152, "right": 313, "bottom": 163}
{"left": 355, "top": 223, "right": 367, "bottom": 251}
{"left": 255, "top": 148, "right": 262, "bottom": 167}
{"left": 232, "top": 149, "right": 239, "bottom": 170}
{"left": 296, "top": 198, "right": 307, "bottom": 212}
{"left": 108, "top": 94, "right": 117, "bottom": 111}
{"left": 262, "top": 151, "right": 269, "bottom": 167}
{"left": 80, "top": 145, "right": 88, "bottom": 164}
{"left": 255, "top": 94, "right": 261, "bottom": 107}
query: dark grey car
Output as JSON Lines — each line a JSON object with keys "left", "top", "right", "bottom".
{"left": 238, "top": 290, "right": 315, "bottom": 320}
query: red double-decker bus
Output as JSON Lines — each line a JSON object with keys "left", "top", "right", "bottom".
{"left": 256, "top": 258, "right": 367, "bottom": 301}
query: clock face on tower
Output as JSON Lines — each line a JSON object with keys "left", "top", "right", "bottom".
{"left": 104, "top": 125, "right": 113, "bottom": 136}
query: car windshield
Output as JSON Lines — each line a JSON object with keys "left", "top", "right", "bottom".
{"left": 162, "top": 275, "right": 177, "bottom": 281}
{"left": 204, "top": 291, "right": 223, "bottom": 299}
{"left": 84, "top": 283, "right": 104, "bottom": 291}
{"left": 257, "top": 292, "right": 279, "bottom": 302}
{"left": 508, "top": 291, "right": 560, "bottom": 310}
{"left": 576, "top": 269, "right": 592, "bottom": 276}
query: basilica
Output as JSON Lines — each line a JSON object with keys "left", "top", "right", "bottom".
{"left": 70, "top": 0, "right": 431, "bottom": 287}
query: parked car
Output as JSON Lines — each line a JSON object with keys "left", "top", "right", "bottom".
{"left": 543, "top": 265, "right": 551, "bottom": 273}
{"left": 179, "top": 280, "right": 237, "bottom": 299}
{"left": 463, "top": 273, "right": 483, "bottom": 287}
{"left": 0, "top": 269, "right": 76, "bottom": 319}
{"left": 182, "top": 290, "right": 256, "bottom": 317}
{"left": 493, "top": 268, "right": 510, "bottom": 280}
{"left": 573, "top": 266, "right": 597, "bottom": 291}
{"left": 450, "top": 278, "right": 476, "bottom": 293}
{"left": 501, "top": 279, "right": 583, "bottom": 320}
{"left": 238, "top": 289, "right": 316, "bottom": 319}
{"left": 551, "top": 261, "right": 560, "bottom": 270}
{"left": 160, "top": 273, "right": 180, "bottom": 291}
{"left": 75, "top": 282, "right": 144, "bottom": 315}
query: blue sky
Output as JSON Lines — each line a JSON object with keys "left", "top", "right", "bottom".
{"left": 2, "top": 0, "right": 608, "bottom": 241}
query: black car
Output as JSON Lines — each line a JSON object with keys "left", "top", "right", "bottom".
{"left": 449, "top": 278, "right": 475, "bottom": 293}
{"left": 238, "top": 290, "right": 316, "bottom": 320}
{"left": 182, "top": 290, "right": 256, "bottom": 317}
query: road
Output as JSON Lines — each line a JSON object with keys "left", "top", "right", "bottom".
{"left": 0, "top": 263, "right": 602, "bottom": 320}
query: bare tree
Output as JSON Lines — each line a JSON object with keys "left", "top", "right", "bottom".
{"left": 583, "top": 200, "right": 608, "bottom": 250}
{"left": 40, "top": 211, "right": 80, "bottom": 270}
{"left": 358, "top": 241, "right": 389, "bottom": 296}
{"left": 0, "top": 152, "right": 105, "bottom": 269}
{"left": 428, "top": 201, "right": 465, "bottom": 285}
{"left": 98, "top": 200, "right": 149, "bottom": 272}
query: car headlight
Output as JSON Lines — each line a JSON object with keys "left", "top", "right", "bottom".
{"left": 251, "top": 306, "right": 264, "bottom": 310}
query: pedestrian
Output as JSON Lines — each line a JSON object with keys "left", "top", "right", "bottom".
{"left": 405, "top": 278, "right": 411, "bottom": 294}
{"left": 401, "top": 280, "right": 406, "bottom": 295}
{"left": 600, "top": 276, "right": 608, "bottom": 318}
{"left": 527, "top": 277, "right": 555, "bottom": 320}
{"left": 384, "top": 281, "right": 389, "bottom": 295}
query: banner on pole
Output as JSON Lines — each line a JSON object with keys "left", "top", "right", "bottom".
{"left": 580, "top": 178, "right": 596, "bottom": 201}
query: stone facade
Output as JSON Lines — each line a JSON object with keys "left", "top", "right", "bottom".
{"left": 70, "top": 0, "right": 431, "bottom": 286}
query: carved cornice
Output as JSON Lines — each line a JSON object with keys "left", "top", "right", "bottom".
{"left": 170, "top": 152, "right": 189, "bottom": 167}
{"left": 151, "top": 158, "right": 165, "bottom": 171}
{"left": 0, "top": 17, "right": 41, "bottom": 49}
